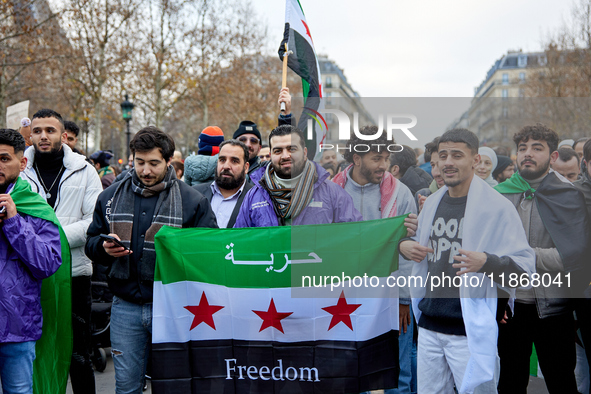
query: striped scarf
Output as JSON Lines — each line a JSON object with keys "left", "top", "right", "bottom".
{"left": 108, "top": 165, "right": 183, "bottom": 280}
{"left": 260, "top": 160, "right": 317, "bottom": 225}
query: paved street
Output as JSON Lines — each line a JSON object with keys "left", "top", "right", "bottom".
{"left": 66, "top": 348, "right": 152, "bottom": 394}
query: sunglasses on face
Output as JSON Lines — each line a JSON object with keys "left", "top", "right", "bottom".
{"left": 238, "top": 137, "right": 260, "bottom": 145}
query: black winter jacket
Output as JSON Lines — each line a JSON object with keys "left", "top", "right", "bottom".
{"left": 85, "top": 179, "right": 217, "bottom": 304}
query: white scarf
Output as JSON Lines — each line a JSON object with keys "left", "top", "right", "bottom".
{"left": 411, "top": 175, "right": 535, "bottom": 393}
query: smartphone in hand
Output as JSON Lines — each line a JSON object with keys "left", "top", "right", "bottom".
{"left": 99, "top": 234, "right": 129, "bottom": 250}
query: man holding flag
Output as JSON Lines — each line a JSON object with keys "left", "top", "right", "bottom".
{"left": 401, "top": 128, "right": 535, "bottom": 393}
{"left": 234, "top": 124, "right": 360, "bottom": 227}
{"left": 150, "top": 124, "right": 413, "bottom": 392}
{"left": 332, "top": 126, "right": 418, "bottom": 394}
{"left": 0, "top": 128, "right": 65, "bottom": 393}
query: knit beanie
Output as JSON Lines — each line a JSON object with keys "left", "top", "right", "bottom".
{"left": 198, "top": 126, "right": 224, "bottom": 156}
{"left": 233, "top": 120, "right": 261, "bottom": 141}
{"left": 493, "top": 155, "right": 513, "bottom": 179}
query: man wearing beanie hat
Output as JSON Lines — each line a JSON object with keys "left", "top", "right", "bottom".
{"left": 493, "top": 155, "right": 514, "bottom": 184}
{"left": 233, "top": 120, "right": 263, "bottom": 175}
{"left": 184, "top": 126, "right": 224, "bottom": 186}
{"left": 90, "top": 150, "right": 116, "bottom": 189}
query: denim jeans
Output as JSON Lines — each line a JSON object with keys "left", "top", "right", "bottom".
{"left": 385, "top": 304, "right": 416, "bottom": 394}
{"left": 110, "top": 296, "right": 152, "bottom": 394}
{"left": 0, "top": 341, "right": 36, "bottom": 394}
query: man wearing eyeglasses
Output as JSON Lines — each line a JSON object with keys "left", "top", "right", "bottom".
{"left": 258, "top": 145, "right": 270, "bottom": 163}
{"left": 233, "top": 121, "right": 263, "bottom": 175}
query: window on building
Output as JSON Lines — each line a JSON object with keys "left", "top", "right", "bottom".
{"left": 326, "top": 76, "right": 332, "bottom": 88}
{"left": 502, "top": 73, "right": 509, "bottom": 84}
{"left": 519, "top": 72, "right": 526, "bottom": 82}
{"left": 502, "top": 89, "right": 509, "bottom": 99}
{"left": 519, "top": 88, "right": 525, "bottom": 97}
{"left": 502, "top": 107, "right": 508, "bottom": 118}
{"left": 518, "top": 55, "right": 527, "bottom": 68}
{"left": 502, "top": 125, "right": 508, "bottom": 137}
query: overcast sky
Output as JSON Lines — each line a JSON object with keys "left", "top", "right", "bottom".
{"left": 251, "top": 0, "right": 571, "bottom": 97}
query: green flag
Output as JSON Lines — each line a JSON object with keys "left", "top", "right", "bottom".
{"left": 11, "top": 177, "right": 72, "bottom": 394}
{"left": 494, "top": 172, "right": 535, "bottom": 198}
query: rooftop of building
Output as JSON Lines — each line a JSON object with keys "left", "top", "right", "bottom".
{"left": 474, "top": 50, "right": 547, "bottom": 97}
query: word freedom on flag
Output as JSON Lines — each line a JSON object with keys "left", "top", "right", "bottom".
{"left": 151, "top": 216, "right": 408, "bottom": 393}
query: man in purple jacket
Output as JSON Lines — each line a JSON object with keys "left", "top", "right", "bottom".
{"left": 0, "top": 128, "right": 62, "bottom": 394}
{"left": 234, "top": 124, "right": 362, "bottom": 227}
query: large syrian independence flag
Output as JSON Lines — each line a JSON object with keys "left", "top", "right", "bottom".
{"left": 279, "top": 0, "right": 324, "bottom": 159}
{"left": 151, "top": 216, "right": 408, "bottom": 393}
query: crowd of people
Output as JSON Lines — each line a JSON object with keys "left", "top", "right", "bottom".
{"left": 1, "top": 89, "right": 591, "bottom": 394}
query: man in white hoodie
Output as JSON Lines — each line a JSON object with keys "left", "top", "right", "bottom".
{"left": 21, "top": 109, "right": 103, "bottom": 394}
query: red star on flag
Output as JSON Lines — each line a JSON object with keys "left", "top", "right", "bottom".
{"left": 253, "top": 298, "right": 293, "bottom": 334}
{"left": 301, "top": 20, "right": 314, "bottom": 44}
{"left": 322, "top": 291, "right": 361, "bottom": 331}
{"left": 184, "top": 292, "right": 224, "bottom": 330}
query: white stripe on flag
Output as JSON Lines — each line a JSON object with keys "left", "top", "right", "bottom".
{"left": 286, "top": 0, "right": 314, "bottom": 50}
{"left": 153, "top": 280, "right": 399, "bottom": 344}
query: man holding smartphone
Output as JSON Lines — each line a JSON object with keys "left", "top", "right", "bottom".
{"left": 85, "top": 126, "right": 217, "bottom": 393}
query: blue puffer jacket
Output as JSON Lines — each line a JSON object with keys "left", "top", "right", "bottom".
{"left": 234, "top": 161, "right": 362, "bottom": 227}
{"left": 184, "top": 154, "right": 218, "bottom": 186}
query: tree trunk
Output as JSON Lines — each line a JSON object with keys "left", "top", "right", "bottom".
{"left": 93, "top": 94, "right": 102, "bottom": 150}
{"left": 0, "top": 65, "right": 6, "bottom": 128}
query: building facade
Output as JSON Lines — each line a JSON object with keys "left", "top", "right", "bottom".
{"left": 448, "top": 50, "right": 548, "bottom": 148}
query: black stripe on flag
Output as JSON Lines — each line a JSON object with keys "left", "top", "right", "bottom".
{"left": 151, "top": 330, "right": 399, "bottom": 393}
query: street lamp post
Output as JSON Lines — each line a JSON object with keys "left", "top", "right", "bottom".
{"left": 120, "top": 94, "right": 134, "bottom": 161}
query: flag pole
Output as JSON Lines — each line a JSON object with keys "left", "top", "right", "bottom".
{"left": 281, "top": 43, "right": 292, "bottom": 112}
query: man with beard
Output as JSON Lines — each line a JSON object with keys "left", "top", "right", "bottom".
{"left": 332, "top": 126, "right": 418, "bottom": 394}
{"left": 234, "top": 120, "right": 263, "bottom": 176}
{"left": 492, "top": 155, "right": 515, "bottom": 184}
{"left": 194, "top": 140, "right": 253, "bottom": 228}
{"left": 416, "top": 137, "right": 446, "bottom": 211}
{"left": 400, "top": 128, "right": 535, "bottom": 393}
{"left": 85, "top": 127, "right": 217, "bottom": 392}
{"left": 21, "top": 109, "right": 102, "bottom": 394}
{"left": 495, "top": 124, "right": 590, "bottom": 394}
{"left": 552, "top": 146, "right": 581, "bottom": 182}
{"left": 234, "top": 124, "right": 362, "bottom": 227}
{"left": 0, "top": 128, "right": 63, "bottom": 394}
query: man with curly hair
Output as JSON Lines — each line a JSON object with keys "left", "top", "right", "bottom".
{"left": 495, "top": 123, "right": 590, "bottom": 393}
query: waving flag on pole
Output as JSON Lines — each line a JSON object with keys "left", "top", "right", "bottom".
{"left": 279, "top": 0, "right": 325, "bottom": 159}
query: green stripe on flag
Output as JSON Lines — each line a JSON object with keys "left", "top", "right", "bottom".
{"left": 302, "top": 79, "right": 310, "bottom": 101}
{"left": 530, "top": 345, "right": 538, "bottom": 376}
{"left": 296, "top": 0, "right": 305, "bottom": 15}
{"left": 154, "top": 215, "right": 408, "bottom": 288}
